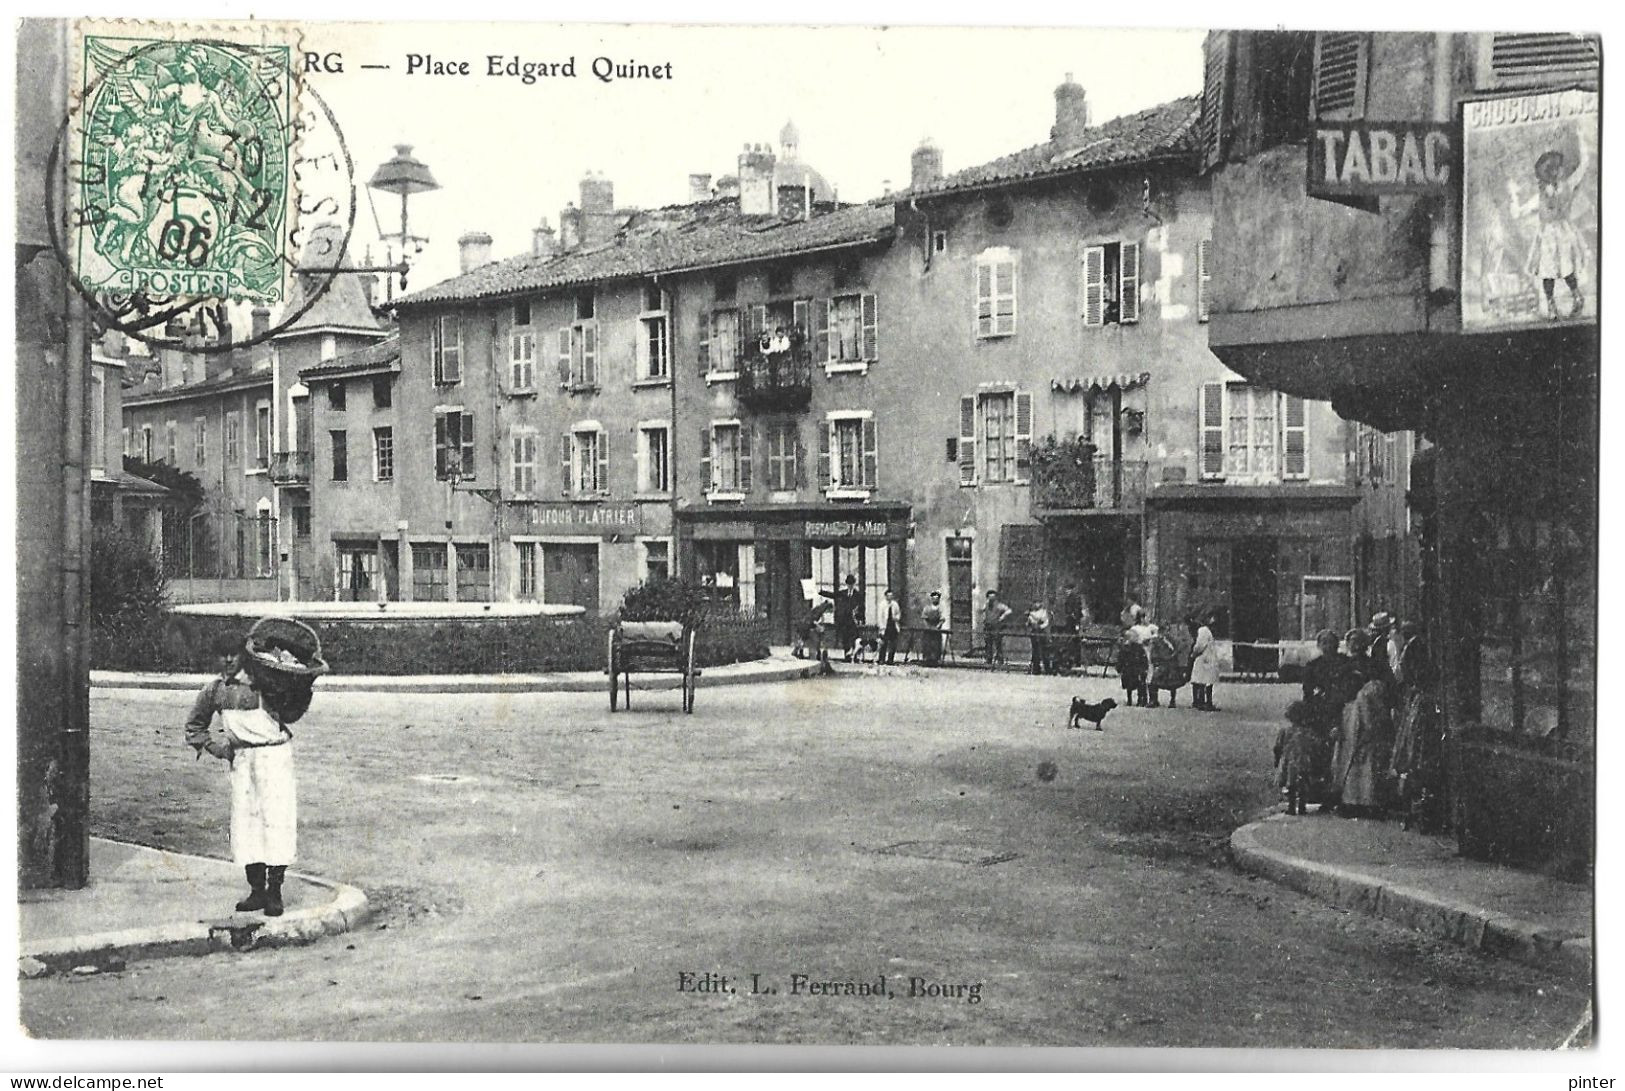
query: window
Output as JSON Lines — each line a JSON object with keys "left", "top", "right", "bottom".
{"left": 563, "top": 425, "right": 608, "bottom": 495}
{"left": 638, "top": 287, "right": 669, "bottom": 382}
{"left": 765, "top": 420, "right": 802, "bottom": 491}
{"left": 768, "top": 266, "right": 793, "bottom": 297}
{"left": 713, "top": 275, "right": 736, "bottom": 303}
{"left": 121, "top": 426, "right": 130, "bottom": 459}
{"left": 704, "top": 421, "right": 749, "bottom": 496}
{"left": 224, "top": 413, "right": 240, "bottom": 468}
{"left": 810, "top": 542, "right": 891, "bottom": 626}
{"left": 1311, "top": 32, "right": 1369, "bottom": 120}
{"left": 1084, "top": 241, "right": 1141, "bottom": 326}
{"left": 973, "top": 390, "right": 1034, "bottom": 484}
{"left": 255, "top": 511, "right": 275, "bottom": 577}
{"left": 575, "top": 290, "right": 595, "bottom": 321}
{"left": 640, "top": 539, "right": 671, "bottom": 582}
{"left": 141, "top": 424, "right": 153, "bottom": 463}
{"left": 819, "top": 414, "right": 877, "bottom": 494}
{"left": 637, "top": 423, "right": 671, "bottom": 494}
{"left": 932, "top": 230, "right": 948, "bottom": 254}
{"left": 516, "top": 541, "right": 539, "bottom": 600}
{"left": 374, "top": 426, "right": 394, "bottom": 482}
{"left": 1197, "top": 239, "right": 1212, "bottom": 323}
{"left": 255, "top": 403, "right": 271, "bottom": 469}
{"left": 411, "top": 542, "right": 448, "bottom": 601}
{"left": 975, "top": 249, "right": 1018, "bottom": 337}
{"left": 513, "top": 300, "right": 532, "bottom": 327}
{"left": 193, "top": 416, "right": 207, "bottom": 470}
{"left": 328, "top": 380, "right": 346, "bottom": 411}
{"left": 694, "top": 540, "right": 755, "bottom": 614}
{"left": 330, "top": 429, "right": 348, "bottom": 481}
{"left": 434, "top": 409, "right": 476, "bottom": 480}
{"left": 510, "top": 425, "right": 539, "bottom": 496}
{"left": 557, "top": 323, "right": 599, "bottom": 389}
{"left": 320, "top": 334, "right": 337, "bottom": 362}
{"left": 292, "top": 503, "right": 311, "bottom": 539}
{"left": 1476, "top": 33, "right": 1599, "bottom": 90}
{"left": 455, "top": 543, "right": 491, "bottom": 602}
{"left": 89, "top": 372, "right": 105, "bottom": 472}
{"left": 164, "top": 420, "right": 177, "bottom": 465}
{"left": 510, "top": 323, "right": 536, "bottom": 391}
{"left": 372, "top": 374, "right": 392, "bottom": 409}
{"left": 699, "top": 308, "right": 739, "bottom": 377}
{"left": 1198, "top": 382, "right": 1308, "bottom": 481}
{"left": 432, "top": 314, "right": 462, "bottom": 384}
{"left": 818, "top": 293, "right": 877, "bottom": 368}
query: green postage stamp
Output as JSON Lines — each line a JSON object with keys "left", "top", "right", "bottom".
{"left": 69, "top": 23, "right": 303, "bottom": 304}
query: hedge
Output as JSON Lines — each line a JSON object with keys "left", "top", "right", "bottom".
{"left": 90, "top": 608, "right": 770, "bottom": 676}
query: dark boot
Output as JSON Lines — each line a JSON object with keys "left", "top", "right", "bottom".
{"left": 236, "top": 863, "right": 267, "bottom": 912}
{"left": 264, "top": 865, "right": 286, "bottom": 917}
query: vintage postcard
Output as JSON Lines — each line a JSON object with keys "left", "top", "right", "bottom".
{"left": 11, "top": 12, "right": 1600, "bottom": 1067}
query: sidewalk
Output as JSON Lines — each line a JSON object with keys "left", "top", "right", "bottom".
{"left": 1231, "top": 813, "right": 1592, "bottom": 981}
{"left": 91, "top": 652, "right": 823, "bottom": 693}
{"left": 18, "top": 838, "right": 369, "bottom": 977}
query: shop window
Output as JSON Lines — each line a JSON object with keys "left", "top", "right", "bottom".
{"left": 641, "top": 539, "right": 671, "bottom": 583}
{"left": 694, "top": 540, "right": 754, "bottom": 614}
{"left": 810, "top": 543, "right": 891, "bottom": 625}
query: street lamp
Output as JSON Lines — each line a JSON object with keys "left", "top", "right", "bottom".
{"left": 366, "top": 144, "right": 441, "bottom": 300}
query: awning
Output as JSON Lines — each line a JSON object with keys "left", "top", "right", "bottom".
{"left": 1050, "top": 371, "right": 1151, "bottom": 394}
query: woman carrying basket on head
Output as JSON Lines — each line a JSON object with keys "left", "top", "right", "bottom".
{"left": 185, "top": 618, "right": 327, "bottom": 917}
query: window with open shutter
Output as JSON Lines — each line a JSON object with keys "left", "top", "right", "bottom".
{"left": 1201, "top": 30, "right": 1232, "bottom": 169}
{"left": 557, "top": 328, "right": 571, "bottom": 386}
{"left": 697, "top": 312, "right": 711, "bottom": 375}
{"left": 861, "top": 418, "right": 878, "bottom": 490}
{"left": 1312, "top": 32, "right": 1369, "bottom": 120}
{"left": 1014, "top": 391, "right": 1034, "bottom": 483}
{"left": 861, "top": 293, "right": 878, "bottom": 361}
{"left": 595, "top": 429, "right": 609, "bottom": 493}
{"left": 792, "top": 299, "right": 809, "bottom": 341}
{"left": 559, "top": 434, "right": 573, "bottom": 495}
{"left": 699, "top": 427, "right": 713, "bottom": 491}
{"left": 1083, "top": 245, "right": 1106, "bottom": 327}
{"left": 435, "top": 316, "right": 462, "bottom": 384}
{"left": 1199, "top": 382, "right": 1226, "bottom": 480}
{"left": 813, "top": 298, "right": 831, "bottom": 361}
{"left": 1478, "top": 32, "right": 1599, "bottom": 89}
{"left": 1197, "top": 240, "right": 1212, "bottom": 323}
{"left": 959, "top": 395, "right": 977, "bottom": 486}
{"left": 818, "top": 420, "right": 832, "bottom": 490}
{"left": 458, "top": 413, "right": 475, "bottom": 478}
{"left": 1282, "top": 395, "right": 1308, "bottom": 479}
{"left": 975, "top": 251, "right": 1017, "bottom": 338}
{"left": 738, "top": 424, "right": 753, "bottom": 493}
{"left": 1118, "top": 242, "right": 1141, "bottom": 324}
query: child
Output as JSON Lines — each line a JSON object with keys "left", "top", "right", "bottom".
{"left": 1274, "top": 699, "right": 1319, "bottom": 816}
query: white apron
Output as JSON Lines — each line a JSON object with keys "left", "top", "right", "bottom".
{"left": 221, "top": 707, "right": 297, "bottom": 866}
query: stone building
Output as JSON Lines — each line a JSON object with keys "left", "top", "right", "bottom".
{"left": 1200, "top": 29, "right": 1597, "bottom": 870}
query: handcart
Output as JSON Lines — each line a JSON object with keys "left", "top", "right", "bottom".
{"left": 607, "top": 620, "right": 699, "bottom": 713}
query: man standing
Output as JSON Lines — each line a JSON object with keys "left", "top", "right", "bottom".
{"left": 820, "top": 574, "right": 864, "bottom": 662}
{"left": 920, "top": 590, "right": 946, "bottom": 666}
{"left": 878, "top": 589, "right": 903, "bottom": 665}
{"left": 983, "top": 589, "right": 1013, "bottom": 665}
{"left": 1027, "top": 600, "right": 1053, "bottom": 675}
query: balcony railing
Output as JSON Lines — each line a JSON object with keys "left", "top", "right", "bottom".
{"left": 269, "top": 450, "right": 312, "bottom": 486}
{"left": 1032, "top": 455, "right": 1148, "bottom": 513}
{"left": 736, "top": 346, "right": 814, "bottom": 411}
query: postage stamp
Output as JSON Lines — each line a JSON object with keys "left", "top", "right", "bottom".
{"left": 67, "top": 22, "right": 304, "bottom": 306}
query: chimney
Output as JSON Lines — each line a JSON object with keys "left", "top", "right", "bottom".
{"left": 558, "top": 203, "right": 581, "bottom": 251}
{"left": 578, "top": 172, "right": 618, "bottom": 246}
{"left": 251, "top": 306, "right": 270, "bottom": 340}
{"left": 715, "top": 174, "right": 740, "bottom": 200}
{"left": 688, "top": 173, "right": 713, "bottom": 202}
{"left": 739, "top": 143, "right": 777, "bottom": 216}
{"left": 458, "top": 231, "right": 493, "bottom": 274}
{"left": 911, "top": 137, "right": 943, "bottom": 189}
{"left": 532, "top": 216, "right": 558, "bottom": 259}
{"left": 1050, "top": 72, "right": 1091, "bottom": 146}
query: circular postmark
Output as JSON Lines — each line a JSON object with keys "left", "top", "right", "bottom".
{"left": 45, "top": 29, "right": 359, "bottom": 353}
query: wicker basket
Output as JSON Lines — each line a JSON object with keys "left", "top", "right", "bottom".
{"left": 244, "top": 616, "right": 330, "bottom": 679}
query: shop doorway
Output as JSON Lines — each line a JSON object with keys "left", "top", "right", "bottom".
{"left": 765, "top": 541, "right": 796, "bottom": 645}
{"left": 335, "top": 540, "right": 377, "bottom": 602}
{"left": 1231, "top": 537, "right": 1279, "bottom": 643}
{"left": 946, "top": 536, "right": 974, "bottom": 652}
{"left": 543, "top": 542, "right": 600, "bottom": 611}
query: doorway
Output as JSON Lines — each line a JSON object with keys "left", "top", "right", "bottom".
{"left": 765, "top": 541, "right": 795, "bottom": 645}
{"left": 1230, "top": 537, "right": 1280, "bottom": 643}
{"left": 946, "top": 536, "right": 974, "bottom": 652}
{"left": 543, "top": 543, "right": 600, "bottom": 611}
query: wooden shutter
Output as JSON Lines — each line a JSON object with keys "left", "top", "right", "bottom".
{"left": 579, "top": 324, "right": 597, "bottom": 386}
{"left": 861, "top": 418, "right": 878, "bottom": 490}
{"left": 434, "top": 412, "right": 448, "bottom": 479}
{"left": 557, "top": 328, "right": 571, "bottom": 386}
{"left": 748, "top": 304, "right": 767, "bottom": 351}
{"left": 1083, "top": 246, "right": 1105, "bottom": 327}
{"left": 431, "top": 319, "right": 443, "bottom": 383}
{"left": 738, "top": 424, "right": 753, "bottom": 493}
{"left": 595, "top": 429, "right": 609, "bottom": 493}
{"left": 861, "top": 293, "right": 878, "bottom": 361}
{"left": 699, "top": 427, "right": 713, "bottom": 491}
{"left": 794, "top": 428, "right": 807, "bottom": 488}
{"left": 1197, "top": 239, "right": 1212, "bottom": 323}
{"left": 792, "top": 299, "right": 809, "bottom": 341}
{"left": 817, "top": 420, "right": 832, "bottom": 489}
{"left": 440, "top": 317, "right": 461, "bottom": 384}
{"left": 976, "top": 261, "right": 993, "bottom": 337}
{"left": 1118, "top": 242, "right": 1141, "bottom": 324}
{"left": 1013, "top": 391, "right": 1034, "bottom": 483}
{"left": 813, "top": 299, "right": 831, "bottom": 362}
{"left": 1282, "top": 395, "right": 1308, "bottom": 479}
{"left": 1312, "top": 32, "right": 1369, "bottom": 120}
{"left": 559, "top": 434, "right": 572, "bottom": 495}
{"left": 697, "top": 311, "right": 711, "bottom": 375}
{"left": 460, "top": 413, "right": 475, "bottom": 478}
{"left": 1199, "top": 382, "right": 1226, "bottom": 480}
{"left": 1480, "top": 33, "right": 1599, "bottom": 89}
{"left": 958, "top": 395, "right": 978, "bottom": 486}
{"left": 1201, "top": 30, "right": 1232, "bottom": 169}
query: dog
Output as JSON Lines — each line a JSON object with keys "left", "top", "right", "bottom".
{"left": 1068, "top": 696, "right": 1118, "bottom": 731}
{"left": 850, "top": 633, "right": 882, "bottom": 664}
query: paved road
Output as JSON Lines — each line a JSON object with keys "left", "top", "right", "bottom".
{"left": 22, "top": 670, "right": 1587, "bottom": 1047}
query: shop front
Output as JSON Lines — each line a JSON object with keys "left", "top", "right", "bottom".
{"left": 504, "top": 500, "right": 658, "bottom": 613}
{"left": 678, "top": 503, "right": 911, "bottom": 645}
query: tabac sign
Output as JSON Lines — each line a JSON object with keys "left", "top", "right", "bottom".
{"left": 1309, "top": 122, "right": 1454, "bottom": 203}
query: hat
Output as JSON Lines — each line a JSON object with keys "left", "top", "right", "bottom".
{"left": 1285, "top": 699, "right": 1312, "bottom": 725}
{"left": 1369, "top": 611, "right": 1394, "bottom": 632}
{"left": 929, "top": 589, "right": 941, "bottom": 598}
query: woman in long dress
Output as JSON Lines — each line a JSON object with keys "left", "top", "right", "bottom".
{"left": 1189, "top": 614, "right": 1221, "bottom": 711}
{"left": 1331, "top": 629, "right": 1396, "bottom": 816}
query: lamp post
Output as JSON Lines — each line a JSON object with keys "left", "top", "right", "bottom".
{"left": 295, "top": 144, "right": 440, "bottom": 297}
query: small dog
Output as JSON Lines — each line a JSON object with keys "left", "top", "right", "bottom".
{"left": 850, "top": 634, "right": 882, "bottom": 664}
{"left": 1068, "top": 696, "right": 1118, "bottom": 731}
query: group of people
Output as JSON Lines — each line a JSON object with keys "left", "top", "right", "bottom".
{"left": 1113, "top": 604, "right": 1222, "bottom": 711}
{"left": 1275, "top": 611, "right": 1442, "bottom": 825}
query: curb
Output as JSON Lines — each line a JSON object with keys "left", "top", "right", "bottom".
{"left": 20, "top": 843, "right": 371, "bottom": 977}
{"left": 91, "top": 659, "right": 822, "bottom": 694}
{"left": 1229, "top": 817, "right": 1591, "bottom": 982}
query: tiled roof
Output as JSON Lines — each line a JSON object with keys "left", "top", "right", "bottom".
{"left": 299, "top": 334, "right": 402, "bottom": 380}
{"left": 125, "top": 365, "right": 271, "bottom": 406}
{"left": 396, "top": 201, "right": 896, "bottom": 310}
{"left": 889, "top": 96, "right": 1201, "bottom": 201}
